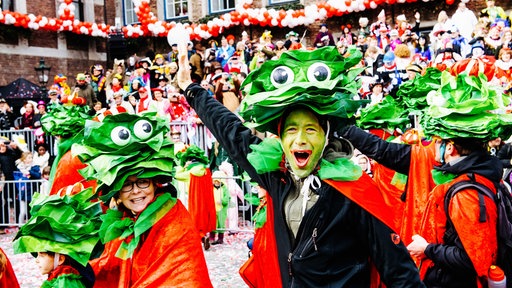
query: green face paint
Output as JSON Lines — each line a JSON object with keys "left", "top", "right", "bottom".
{"left": 281, "top": 108, "right": 326, "bottom": 178}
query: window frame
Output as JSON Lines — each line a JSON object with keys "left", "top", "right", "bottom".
{"left": 122, "top": 0, "right": 139, "bottom": 25}
{"left": 208, "top": 0, "right": 235, "bottom": 14}
{"left": 71, "top": 0, "right": 84, "bottom": 22}
{"left": 1, "top": 0, "right": 14, "bottom": 11}
{"left": 164, "top": 0, "right": 188, "bottom": 20}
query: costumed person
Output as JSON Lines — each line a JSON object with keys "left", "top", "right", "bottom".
{"left": 451, "top": 42, "right": 496, "bottom": 82}
{"left": 53, "top": 74, "right": 71, "bottom": 98}
{"left": 358, "top": 17, "right": 370, "bottom": 37}
{"left": 343, "top": 71, "right": 512, "bottom": 287}
{"left": 370, "top": 9, "right": 391, "bottom": 37}
{"left": 40, "top": 93, "right": 97, "bottom": 195}
{"left": 284, "top": 31, "right": 303, "bottom": 51}
{"left": 174, "top": 144, "right": 217, "bottom": 250}
{"left": 218, "top": 161, "right": 244, "bottom": 233}
{"left": 90, "top": 64, "right": 107, "bottom": 108}
{"left": 216, "top": 36, "right": 235, "bottom": 67}
{"left": 105, "top": 73, "right": 127, "bottom": 110}
{"left": 178, "top": 38, "right": 424, "bottom": 286}
{"left": 210, "top": 170, "right": 231, "bottom": 245}
{"left": 72, "top": 113, "right": 212, "bottom": 287}
{"left": 313, "top": 24, "right": 336, "bottom": 47}
{"left": 13, "top": 187, "right": 101, "bottom": 288}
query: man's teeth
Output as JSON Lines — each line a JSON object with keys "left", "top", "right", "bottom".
{"left": 132, "top": 198, "right": 144, "bottom": 203}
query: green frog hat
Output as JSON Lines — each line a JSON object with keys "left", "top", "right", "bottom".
{"left": 239, "top": 46, "right": 364, "bottom": 135}
{"left": 13, "top": 186, "right": 102, "bottom": 267}
{"left": 71, "top": 112, "right": 176, "bottom": 202}
{"left": 421, "top": 71, "right": 512, "bottom": 140}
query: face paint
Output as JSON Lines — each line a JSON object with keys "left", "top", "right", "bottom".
{"left": 439, "top": 141, "right": 447, "bottom": 164}
{"left": 281, "top": 108, "right": 326, "bottom": 178}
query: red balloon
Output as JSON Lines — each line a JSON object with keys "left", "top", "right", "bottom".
{"left": 446, "top": 0, "right": 454, "bottom": 4}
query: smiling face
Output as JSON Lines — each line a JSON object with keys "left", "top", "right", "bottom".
{"left": 281, "top": 108, "right": 326, "bottom": 178}
{"left": 118, "top": 176, "right": 155, "bottom": 214}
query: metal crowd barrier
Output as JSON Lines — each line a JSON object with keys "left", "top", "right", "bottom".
{"left": 0, "top": 179, "right": 45, "bottom": 227}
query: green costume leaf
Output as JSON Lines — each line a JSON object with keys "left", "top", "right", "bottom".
{"left": 13, "top": 188, "right": 102, "bottom": 267}
{"left": 98, "top": 193, "right": 176, "bottom": 259}
{"left": 239, "top": 46, "right": 364, "bottom": 134}
{"left": 422, "top": 72, "right": 512, "bottom": 140}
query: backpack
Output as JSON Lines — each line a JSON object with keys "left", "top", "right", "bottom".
{"left": 444, "top": 173, "right": 512, "bottom": 288}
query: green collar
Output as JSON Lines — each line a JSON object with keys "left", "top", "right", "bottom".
{"left": 99, "top": 193, "right": 176, "bottom": 259}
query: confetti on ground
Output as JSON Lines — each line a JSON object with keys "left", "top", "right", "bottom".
{"left": 1, "top": 229, "right": 253, "bottom": 288}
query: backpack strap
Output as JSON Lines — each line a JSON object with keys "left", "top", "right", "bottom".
{"left": 444, "top": 173, "right": 496, "bottom": 224}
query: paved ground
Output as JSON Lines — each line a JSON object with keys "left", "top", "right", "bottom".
{"left": 1, "top": 229, "right": 253, "bottom": 287}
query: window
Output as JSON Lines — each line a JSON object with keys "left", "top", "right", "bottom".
{"left": 1, "top": 0, "right": 14, "bottom": 11}
{"left": 71, "top": 0, "right": 84, "bottom": 22}
{"left": 209, "top": 0, "right": 235, "bottom": 14}
{"left": 165, "top": 0, "right": 188, "bottom": 19}
{"left": 123, "top": 0, "right": 138, "bottom": 25}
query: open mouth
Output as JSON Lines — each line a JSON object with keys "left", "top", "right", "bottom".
{"left": 292, "top": 150, "right": 311, "bottom": 168}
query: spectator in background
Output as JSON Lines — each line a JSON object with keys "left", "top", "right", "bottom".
{"left": 32, "top": 143, "right": 49, "bottom": 169}
{"left": 210, "top": 170, "right": 230, "bottom": 245}
{"left": 32, "top": 101, "right": 46, "bottom": 128}
{"left": 19, "top": 101, "right": 35, "bottom": 129}
{"left": 0, "top": 137, "right": 22, "bottom": 230}
{"left": 481, "top": 0, "right": 507, "bottom": 23}
{"left": 72, "top": 73, "right": 97, "bottom": 114}
{"left": 451, "top": 2, "right": 478, "bottom": 42}
{"left": 15, "top": 151, "right": 41, "bottom": 223}
{"left": 415, "top": 34, "right": 432, "bottom": 61}
{"left": 0, "top": 99, "right": 14, "bottom": 130}
{"left": 313, "top": 24, "right": 336, "bottom": 47}
{"left": 216, "top": 36, "right": 235, "bottom": 67}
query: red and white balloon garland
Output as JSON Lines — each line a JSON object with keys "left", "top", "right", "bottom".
{"left": 0, "top": 0, "right": 456, "bottom": 40}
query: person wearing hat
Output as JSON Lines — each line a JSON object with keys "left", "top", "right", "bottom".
{"left": 72, "top": 73, "right": 97, "bottom": 115}
{"left": 224, "top": 51, "right": 248, "bottom": 76}
{"left": 342, "top": 71, "right": 512, "bottom": 287}
{"left": 179, "top": 41, "right": 424, "bottom": 286}
{"left": 136, "top": 86, "right": 152, "bottom": 114}
{"left": 481, "top": 0, "right": 507, "bottom": 23}
{"left": 148, "top": 87, "right": 172, "bottom": 118}
{"left": 368, "top": 77, "right": 387, "bottom": 106}
{"left": 370, "top": 9, "right": 391, "bottom": 37}
{"left": 405, "top": 63, "right": 423, "bottom": 81}
{"left": 89, "top": 64, "right": 107, "bottom": 108}
{"left": 313, "top": 24, "right": 336, "bottom": 48}
{"left": 0, "top": 98, "right": 14, "bottom": 130}
{"left": 33, "top": 100, "right": 47, "bottom": 128}
{"left": 284, "top": 30, "right": 302, "bottom": 50}
{"left": 72, "top": 113, "right": 212, "bottom": 287}
{"left": 13, "top": 188, "right": 101, "bottom": 287}
{"left": 376, "top": 23, "right": 391, "bottom": 50}
{"left": 451, "top": 41, "right": 496, "bottom": 81}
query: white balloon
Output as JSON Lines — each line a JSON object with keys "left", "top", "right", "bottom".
{"left": 69, "top": 4, "right": 75, "bottom": 12}
{"left": 167, "top": 23, "right": 190, "bottom": 48}
{"left": 243, "top": 18, "right": 250, "bottom": 26}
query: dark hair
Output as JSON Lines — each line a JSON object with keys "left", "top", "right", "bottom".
{"left": 451, "top": 138, "right": 485, "bottom": 155}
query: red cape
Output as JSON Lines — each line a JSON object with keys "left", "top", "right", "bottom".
{"left": 239, "top": 193, "right": 282, "bottom": 287}
{"left": 188, "top": 168, "right": 217, "bottom": 238}
{"left": 91, "top": 201, "right": 212, "bottom": 288}
{"left": 0, "top": 248, "right": 20, "bottom": 288}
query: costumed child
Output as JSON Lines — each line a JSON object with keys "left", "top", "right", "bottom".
{"left": 211, "top": 170, "right": 231, "bottom": 245}
{"left": 175, "top": 144, "right": 217, "bottom": 250}
{"left": 13, "top": 186, "right": 101, "bottom": 288}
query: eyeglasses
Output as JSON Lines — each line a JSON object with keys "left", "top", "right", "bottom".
{"left": 120, "top": 179, "right": 151, "bottom": 192}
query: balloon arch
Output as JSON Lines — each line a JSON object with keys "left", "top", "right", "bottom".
{"left": 0, "top": 0, "right": 460, "bottom": 40}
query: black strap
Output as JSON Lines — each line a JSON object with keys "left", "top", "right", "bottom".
{"left": 444, "top": 173, "right": 496, "bottom": 224}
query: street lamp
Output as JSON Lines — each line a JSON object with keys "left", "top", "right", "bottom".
{"left": 34, "top": 58, "right": 52, "bottom": 98}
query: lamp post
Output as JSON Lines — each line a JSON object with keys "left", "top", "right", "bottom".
{"left": 34, "top": 58, "right": 52, "bottom": 98}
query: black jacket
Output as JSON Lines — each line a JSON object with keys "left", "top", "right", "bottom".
{"left": 185, "top": 83, "right": 424, "bottom": 287}
{"left": 343, "top": 126, "right": 503, "bottom": 287}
